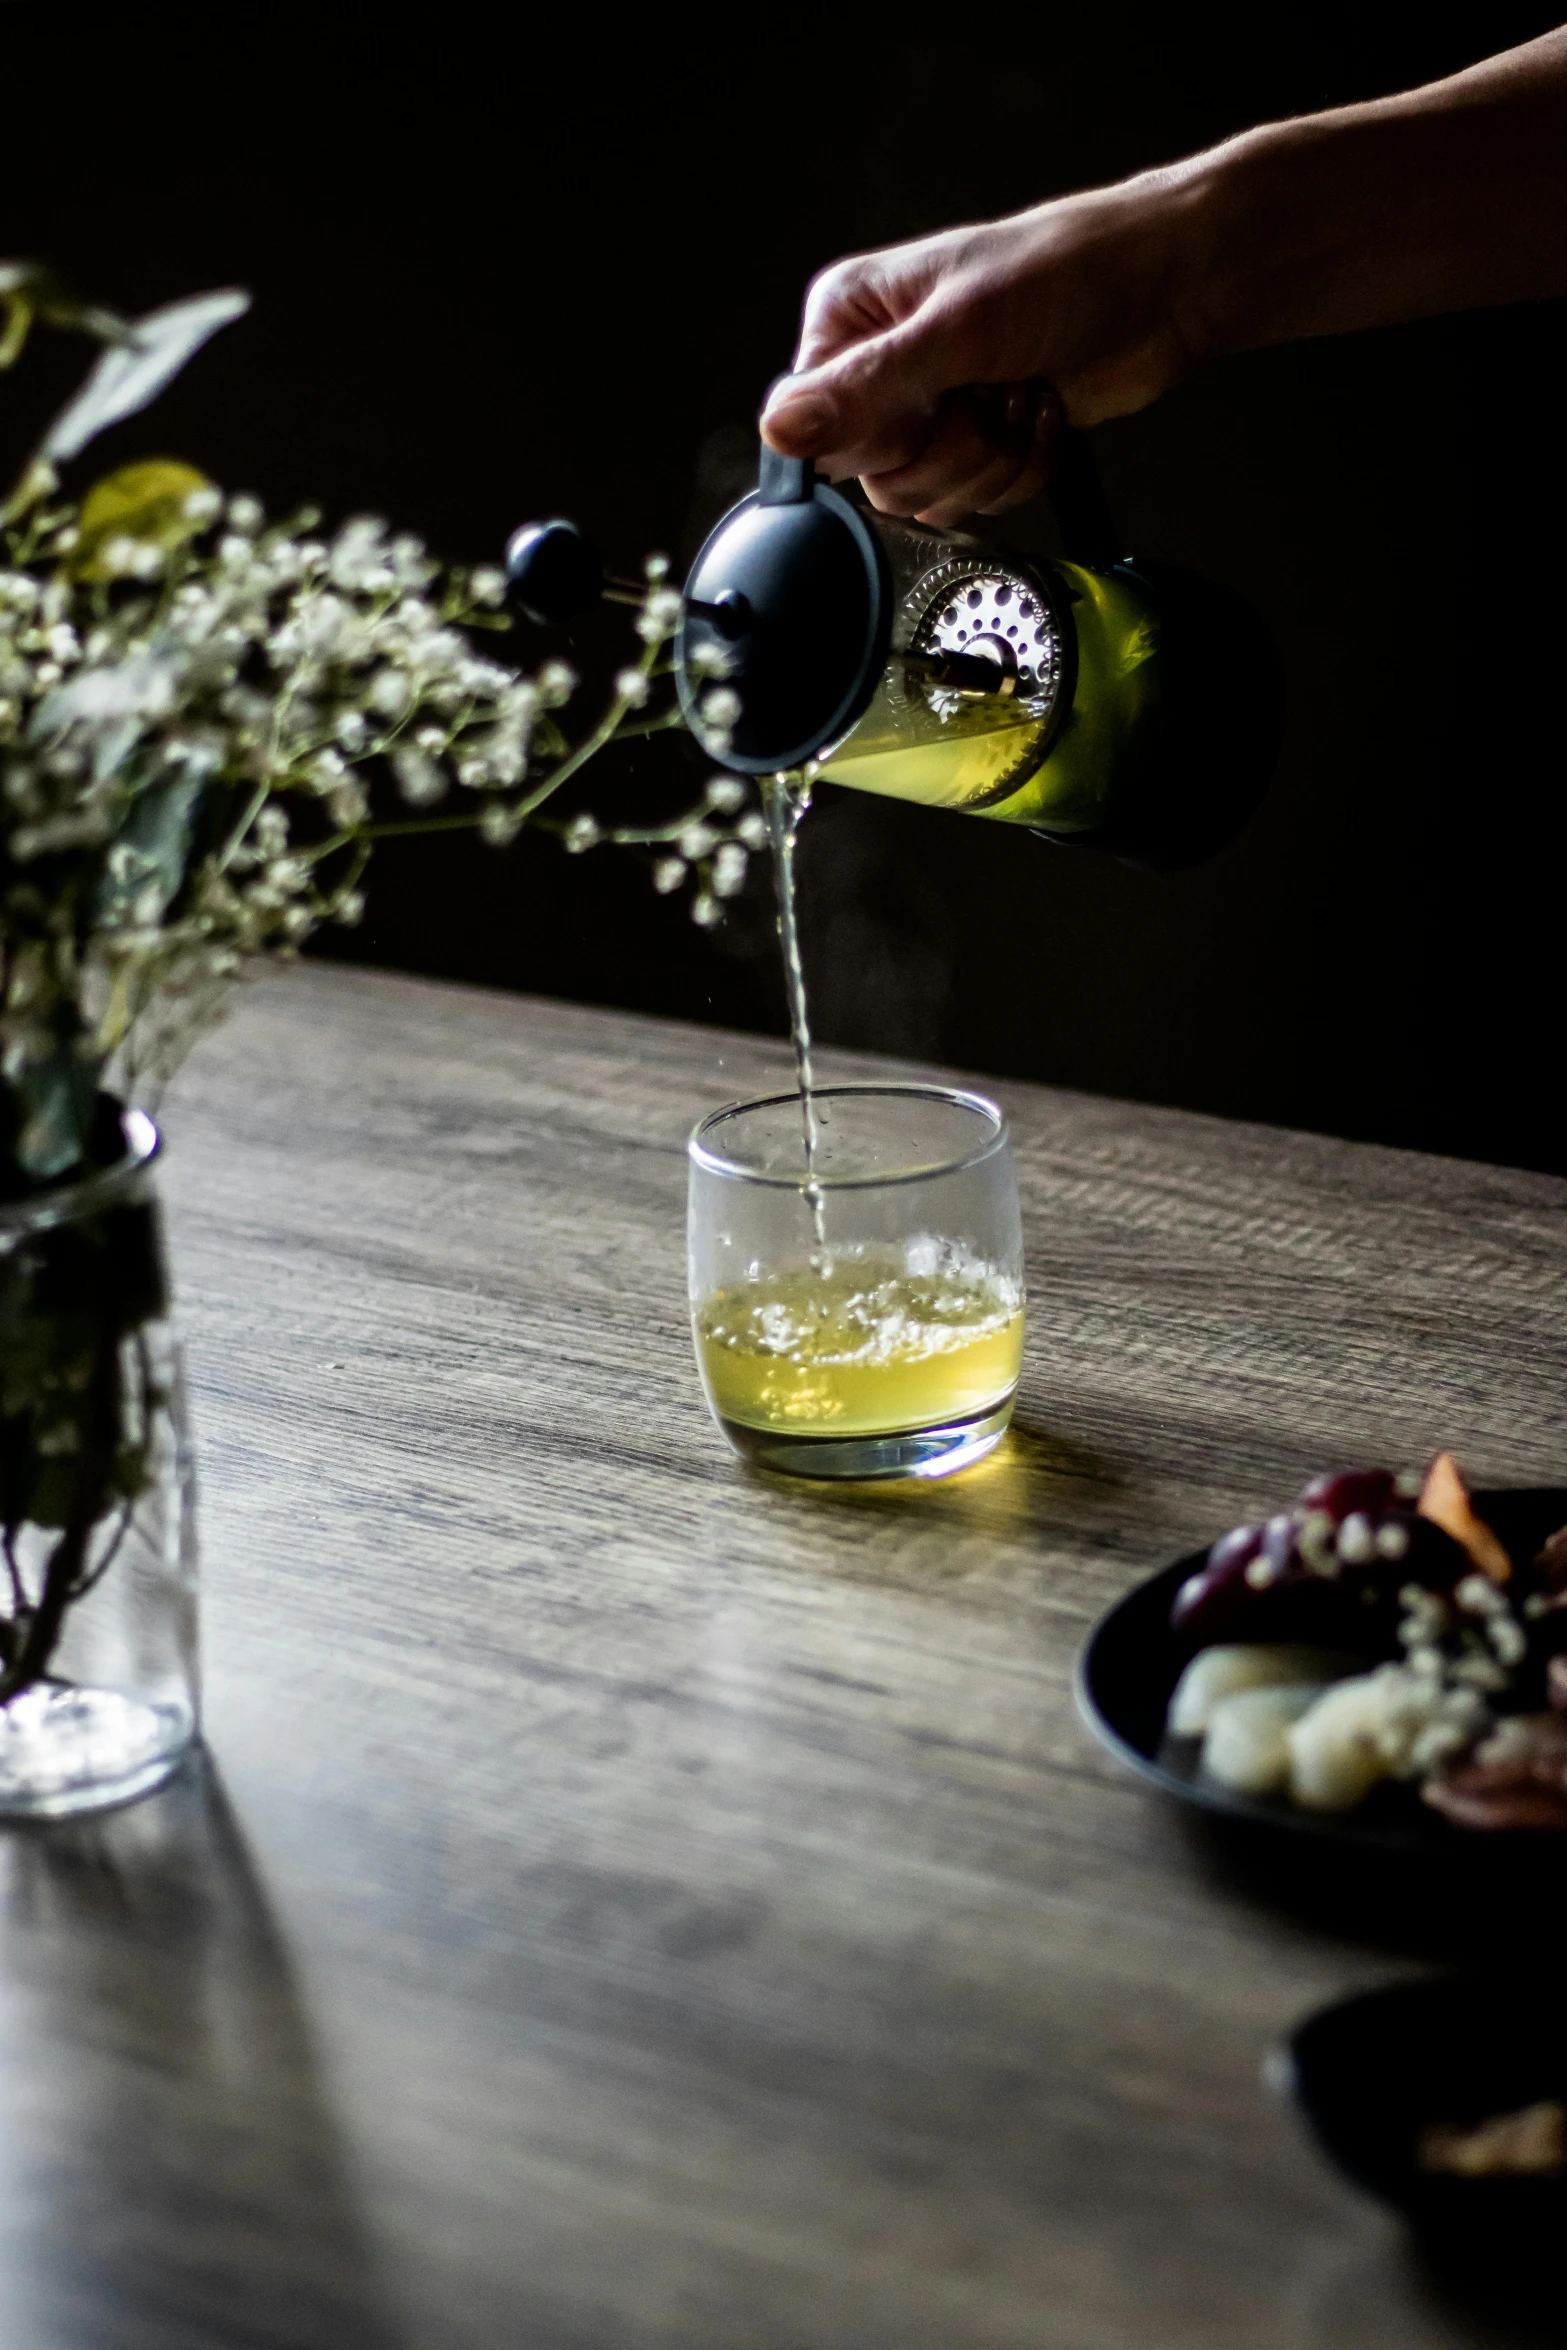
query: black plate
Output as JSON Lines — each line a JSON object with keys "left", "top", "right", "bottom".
{"left": 1075, "top": 1488, "right": 1567, "bottom": 1852}
{"left": 1286, "top": 1975, "right": 1567, "bottom": 2213}
{"left": 1284, "top": 1976, "right": 1567, "bottom": 2319}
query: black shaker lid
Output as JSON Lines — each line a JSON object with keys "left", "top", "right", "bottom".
{"left": 504, "top": 518, "right": 605, "bottom": 627}
{"left": 676, "top": 445, "right": 890, "bottom": 774}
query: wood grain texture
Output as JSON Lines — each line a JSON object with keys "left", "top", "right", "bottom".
{"left": 5, "top": 958, "right": 1567, "bottom": 2350}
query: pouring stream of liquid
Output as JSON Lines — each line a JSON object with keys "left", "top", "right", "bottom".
{"left": 761, "top": 772, "right": 826, "bottom": 1250}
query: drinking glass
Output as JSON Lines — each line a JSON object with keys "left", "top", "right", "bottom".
{"left": 688, "top": 1083, "right": 1024, "bottom": 1481}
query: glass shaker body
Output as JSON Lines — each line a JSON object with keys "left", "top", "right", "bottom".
{"left": 675, "top": 454, "right": 1283, "bottom": 871}
{"left": 815, "top": 513, "right": 1166, "bottom": 840}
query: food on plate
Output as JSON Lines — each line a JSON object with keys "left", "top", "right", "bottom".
{"left": 1169, "top": 1461, "right": 1471, "bottom": 1652}
{"left": 1419, "top": 2100, "right": 1567, "bottom": 2176}
{"left": 1163, "top": 1454, "right": 1567, "bottom": 1828}
{"left": 1536, "top": 1525, "right": 1567, "bottom": 1590}
{"left": 1423, "top": 1710, "right": 1567, "bottom": 1832}
{"left": 1415, "top": 1451, "right": 1512, "bottom": 1585}
{"left": 1167, "top": 1643, "right": 1358, "bottom": 1736}
{"left": 1284, "top": 1664, "right": 1485, "bottom": 1812}
{"left": 1203, "top": 1683, "right": 1330, "bottom": 1794}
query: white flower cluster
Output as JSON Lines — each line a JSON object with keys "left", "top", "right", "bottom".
{"left": 1397, "top": 1569, "right": 1530, "bottom": 1699}
{"left": 1290, "top": 1659, "right": 1489, "bottom": 1793}
{"left": 0, "top": 476, "right": 764, "bottom": 1179}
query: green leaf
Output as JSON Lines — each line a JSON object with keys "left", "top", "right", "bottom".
{"left": 0, "top": 261, "right": 137, "bottom": 374}
{"left": 41, "top": 287, "right": 250, "bottom": 466}
{"left": 1, "top": 455, "right": 56, "bottom": 525}
{"left": 8, "top": 1045, "right": 98, "bottom": 1184}
{"left": 72, "top": 459, "right": 213, "bottom": 579}
{"left": 95, "top": 768, "right": 206, "bottom": 928}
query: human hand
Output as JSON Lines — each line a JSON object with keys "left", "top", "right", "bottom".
{"left": 760, "top": 172, "right": 1210, "bottom": 526}
{"left": 761, "top": 27, "right": 1567, "bottom": 526}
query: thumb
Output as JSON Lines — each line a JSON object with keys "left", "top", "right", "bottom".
{"left": 760, "top": 326, "right": 953, "bottom": 481}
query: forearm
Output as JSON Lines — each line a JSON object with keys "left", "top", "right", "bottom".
{"left": 1177, "top": 29, "right": 1567, "bottom": 361}
{"left": 762, "top": 27, "right": 1567, "bottom": 512}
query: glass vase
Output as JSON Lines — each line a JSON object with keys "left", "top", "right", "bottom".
{"left": 0, "top": 1106, "right": 198, "bottom": 1816}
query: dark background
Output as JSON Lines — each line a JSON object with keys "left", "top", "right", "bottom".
{"left": 5, "top": 2, "right": 1566, "bottom": 1171}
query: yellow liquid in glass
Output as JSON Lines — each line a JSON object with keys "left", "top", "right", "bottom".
{"left": 694, "top": 1253, "right": 1023, "bottom": 1438}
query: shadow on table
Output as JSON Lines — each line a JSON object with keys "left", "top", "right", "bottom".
{"left": 1173, "top": 1802, "right": 1567, "bottom": 1961}
{"left": 746, "top": 1418, "right": 1122, "bottom": 1556}
{"left": 1403, "top": 2227, "right": 1565, "bottom": 2347}
{"left": 0, "top": 1754, "right": 401, "bottom": 2350}
{"left": 1221, "top": 1841, "right": 1567, "bottom": 2348}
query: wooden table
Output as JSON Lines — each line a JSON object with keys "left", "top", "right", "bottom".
{"left": 3, "top": 962, "right": 1564, "bottom": 2349}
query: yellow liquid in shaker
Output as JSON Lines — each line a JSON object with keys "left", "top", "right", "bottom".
{"left": 694, "top": 1254, "right": 1023, "bottom": 1439}
{"left": 820, "top": 714, "right": 1049, "bottom": 812}
{"left": 818, "top": 562, "right": 1163, "bottom": 835}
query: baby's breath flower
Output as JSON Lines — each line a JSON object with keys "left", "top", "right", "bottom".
{"left": 0, "top": 463, "right": 722, "bottom": 1179}
{"left": 635, "top": 587, "right": 684, "bottom": 645}
{"left": 711, "top": 841, "right": 747, "bottom": 897}
{"left": 643, "top": 552, "right": 670, "bottom": 581}
{"left": 457, "top": 656, "right": 512, "bottom": 698}
{"left": 329, "top": 516, "right": 392, "bottom": 594}
{"left": 390, "top": 534, "right": 434, "bottom": 589}
{"left": 391, "top": 744, "right": 446, "bottom": 806}
{"left": 737, "top": 811, "right": 768, "bottom": 849}
{"left": 686, "top": 639, "right": 733, "bottom": 679}
{"left": 327, "top": 778, "right": 369, "bottom": 828}
{"left": 478, "top": 733, "right": 526, "bottom": 787}
{"left": 700, "top": 685, "right": 742, "bottom": 729}
{"left": 480, "top": 800, "right": 523, "bottom": 847}
{"left": 100, "top": 535, "right": 147, "bottom": 580}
